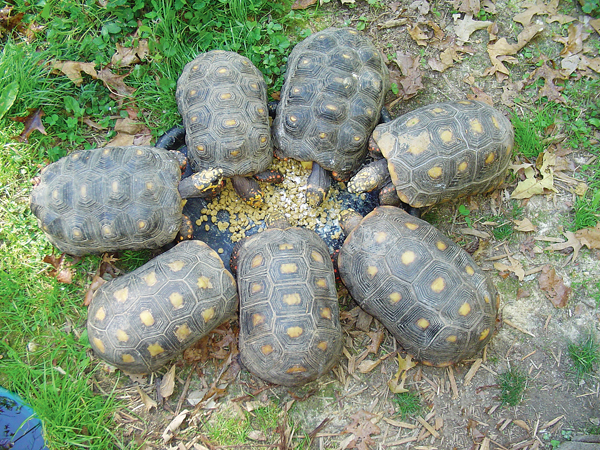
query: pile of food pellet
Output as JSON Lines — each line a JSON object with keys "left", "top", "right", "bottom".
{"left": 192, "top": 158, "right": 350, "bottom": 243}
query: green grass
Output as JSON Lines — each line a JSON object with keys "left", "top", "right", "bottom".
{"left": 497, "top": 367, "right": 527, "bottom": 406}
{"left": 511, "top": 105, "right": 557, "bottom": 160}
{"left": 567, "top": 331, "right": 600, "bottom": 380}
{"left": 392, "top": 391, "right": 423, "bottom": 420}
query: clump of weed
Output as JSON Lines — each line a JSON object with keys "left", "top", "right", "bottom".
{"left": 497, "top": 366, "right": 527, "bottom": 406}
{"left": 393, "top": 390, "right": 423, "bottom": 419}
{"left": 511, "top": 106, "right": 556, "bottom": 159}
{"left": 567, "top": 331, "right": 600, "bottom": 379}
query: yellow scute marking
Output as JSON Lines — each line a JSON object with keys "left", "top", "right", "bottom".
{"left": 283, "top": 293, "right": 301, "bottom": 305}
{"left": 446, "top": 335, "right": 457, "bottom": 343}
{"left": 440, "top": 129, "right": 453, "bottom": 142}
{"left": 93, "top": 338, "right": 105, "bottom": 353}
{"left": 436, "top": 241, "right": 447, "bottom": 251}
{"left": 116, "top": 329, "right": 129, "bottom": 342}
{"left": 147, "top": 343, "right": 164, "bottom": 356}
{"left": 261, "top": 345, "right": 274, "bottom": 355}
{"left": 286, "top": 365, "right": 307, "bottom": 374}
{"left": 287, "top": 326, "right": 303, "bottom": 338}
{"left": 470, "top": 118, "right": 483, "bottom": 133}
{"left": 374, "top": 231, "right": 387, "bottom": 243}
{"left": 251, "top": 254, "right": 263, "bottom": 268}
{"left": 252, "top": 314, "right": 265, "bottom": 326}
{"left": 458, "top": 161, "right": 468, "bottom": 172}
{"left": 479, "top": 328, "right": 490, "bottom": 341}
{"left": 143, "top": 271, "right": 157, "bottom": 287}
{"left": 406, "top": 117, "right": 419, "bottom": 127}
{"left": 225, "top": 119, "right": 237, "bottom": 127}
{"left": 279, "top": 243, "right": 294, "bottom": 250}
{"left": 175, "top": 324, "right": 192, "bottom": 342}
{"left": 367, "top": 266, "right": 378, "bottom": 278}
{"left": 167, "top": 260, "right": 186, "bottom": 272}
{"left": 458, "top": 302, "right": 471, "bottom": 316}
{"left": 113, "top": 287, "right": 129, "bottom": 303}
{"left": 405, "top": 222, "right": 419, "bottom": 230}
{"left": 417, "top": 318, "right": 430, "bottom": 330}
{"left": 485, "top": 152, "right": 496, "bottom": 164}
{"left": 398, "top": 191, "right": 410, "bottom": 204}
{"left": 321, "top": 307, "right": 332, "bottom": 320}
{"left": 492, "top": 116, "right": 500, "bottom": 128}
{"left": 317, "top": 341, "right": 328, "bottom": 351}
{"left": 80, "top": 185, "right": 87, "bottom": 197}
{"left": 202, "top": 307, "right": 215, "bottom": 323}
{"left": 428, "top": 166, "right": 442, "bottom": 179}
{"left": 465, "top": 265, "right": 475, "bottom": 275}
{"left": 311, "top": 250, "right": 324, "bottom": 263}
{"left": 432, "top": 107, "right": 444, "bottom": 113}
{"left": 374, "top": 132, "right": 396, "bottom": 157}
{"left": 406, "top": 131, "right": 431, "bottom": 156}
{"left": 316, "top": 278, "right": 327, "bottom": 288}
{"left": 401, "top": 251, "right": 416, "bottom": 265}
{"left": 389, "top": 292, "right": 402, "bottom": 304}
{"left": 431, "top": 277, "right": 446, "bottom": 293}
{"left": 280, "top": 263, "right": 298, "bottom": 274}
{"left": 122, "top": 354, "right": 135, "bottom": 363}
{"left": 95, "top": 307, "right": 106, "bottom": 321}
{"left": 170, "top": 292, "right": 183, "bottom": 309}
{"left": 251, "top": 282, "right": 262, "bottom": 294}
{"left": 140, "top": 310, "right": 155, "bottom": 326}
{"left": 197, "top": 276, "right": 213, "bottom": 289}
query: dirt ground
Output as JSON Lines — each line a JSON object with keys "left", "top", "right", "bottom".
{"left": 95, "top": 1, "right": 600, "bottom": 449}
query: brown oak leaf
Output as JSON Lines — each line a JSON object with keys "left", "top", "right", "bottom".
{"left": 454, "top": 14, "right": 492, "bottom": 44}
{"left": 554, "top": 23, "right": 585, "bottom": 57}
{"left": 390, "top": 54, "right": 425, "bottom": 100}
{"left": 0, "top": 6, "right": 25, "bottom": 35}
{"left": 467, "top": 85, "right": 494, "bottom": 105}
{"left": 11, "top": 108, "right": 47, "bottom": 143}
{"left": 343, "top": 410, "right": 381, "bottom": 450}
{"left": 453, "top": 0, "right": 480, "bottom": 15}
{"left": 96, "top": 68, "right": 136, "bottom": 98}
{"left": 291, "top": 0, "right": 317, "bottom": 9}
{"left": 538, "top": 265, "right": 572, "bottom": 308}
{"left": 526, "top": 61, "right": 568, "bottom": 103}
{"left": 575, "top": 223, "right": 600, "bottom": 249}
{"left": 485, "top": 24, "right": 543, "bottom": 81}
{"left": 513, "top": 0, "right": 558, "bottom": 27}
{"left": 51, "top": 61, "right": 98, "bottom": 86}
{"left": 111, "top": 40, "right": 149, "bottom": 67}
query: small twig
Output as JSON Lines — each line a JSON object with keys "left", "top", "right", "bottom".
{"left": 175, "top": 363, "right": 197, "bottom": 416}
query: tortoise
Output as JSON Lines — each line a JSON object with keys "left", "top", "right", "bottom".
{"left": 176, "top": 50, "right": 280, "bottom": 208}
{"left": 347, "top": 100, "right": 514, "bottom": 212}
{"left": 87, "top": 239, "right": 238, "bottom": 374}
{"left": 231, "top": 215, "right": 343, "bottom": 386}
{"left": 272, "top": 27, "right": 390, "bottom": 207}
{"left": 30, "top": 145, "right": 223, "bottom": 256}
{"left": 337, "top": 205, "right": 498, "bottom": 367}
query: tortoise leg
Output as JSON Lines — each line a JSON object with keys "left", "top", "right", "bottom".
{"left": 155, "top": 126, "right": 185, "bottom": 150}
{"left": 379, "top": 106, "right": 392, "bottom": 124}
{"left": 347, "top": 158, "right": 390, "bottom": 194}
{"left": 177, "top": 214, "right": 194, "bottom": 242}
{"left": 254, "top": 169, "right": 283, "bottom": 184}
{"left": 267, "top": 100, "right": 279, "bottom": 119}
{"left": 403, "top": 204, "right": 422, "bottom": 218}
{"left": 378, "top": 182, "right": 402, "bottom": 207}
{"left": 232, "top": 175, "right": 264, "bottom": 208}
{"left": 306, "top": 162, "right": 331, "bottom": 207}
{"left": 178, "top": 168, "right": 224, "bottom": 199}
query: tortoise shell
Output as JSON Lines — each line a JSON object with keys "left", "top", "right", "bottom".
{"left": 30, "top": 146, "right": 182, "bottom": 256}
{"left": 175, "top": 50, "right": 273, "bottom": 178}
{"left": 87, "top": 240, "right": 238, "bottom": 374}
{"left": 235, "top": 226, "right": 342, "bottom": 386}
{"left": 372, "top": 100, "right": 513, "bottom": 207}
{"left": 338, "top": 206, "right": 498, "bottom": 367}
{"left": 273, "top": 27, "right": 389, "bottom": 181}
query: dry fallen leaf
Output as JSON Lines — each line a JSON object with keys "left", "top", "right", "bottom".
{"left": 543, "top": 231, "right": 583, "bottom": 261}
{"left": 388, "top": 354, "right": 417, "bottom": 393}
{"left": 292, "top": 0, "right": 317, "bottom": 9}
{"left": 538, "top": 265, "right": 571, "bottom": 308}
{"left": 453, "top": 0, "right": 481, "bottom": 15}
{"left": 136, "top": 386, "right": 157, "bottom": 412}
{"left": 52, "top": 61, "right": 97, "bottom": 86}
{"left": 366, "top": 330, "right": 385, "bottom": 354}
{"left": 343, "top": 410, "right": 381, "bottom": 450}
{"left": 485, "top": 24, "right": 544, "bottom": 80}
{"left": 111, "top": 40, "right": 149, "bottom": 67}
{"left": 513, "top": 0, "right": 558, "bottom": 27}
{"left": 511, "top": 152, "right": 558, "bottom": 199}
{"left": 96, "top": 68, "right": 136, "bottom": 98}
{"left": 162, "top": 409, "right": 189, "bottom": 444}
{"left": 454, "top": 14, "right": 492, "bottom": 44}
{"left": 11, "top": 108, "right": 47, "bottom": 143}
{"left": 513, "top": 218, "right": 537, "bottom": 232}
{"left": 160, "top": 365, "right": 176, "bottom": 399}
{"left": 575, "top": 223, "right": 600, "bottom": 249}
{"left": 527, "top": 61, "right": 568, "bottom": 103}
{"left": 408, "top": 23, "right": 429, "bottom": 46}
{"left": 467, "top": 85, "right": 494, "bottom": 105}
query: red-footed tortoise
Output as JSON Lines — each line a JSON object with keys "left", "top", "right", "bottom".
{"left": 30, "top": 145, "right": 221, "bottom": 256}
{"left": 348, "top": 100, "right": 513, "bottom": 212}
{"left": 87, "top": 240, "right": 238, "bottom": 374}
{"left": 272, "top": 27, "right": 389, "bottom": 207}
{"left": 176, "top": 50, "right": 280, "bottom": 208}
{"left": 231, "top": 215, "right": 343, "bottom": 386}
{"left": 337, "top": 205, "right": 498, "bottom": 367}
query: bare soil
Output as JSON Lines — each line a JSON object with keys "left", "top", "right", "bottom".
{"left": 95, "top": 1, "right": 600, "bottom": 449}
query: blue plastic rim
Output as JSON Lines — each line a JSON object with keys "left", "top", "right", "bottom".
{"left": 0, "top": 387, "right": 47, "bottom": 450}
